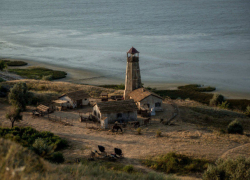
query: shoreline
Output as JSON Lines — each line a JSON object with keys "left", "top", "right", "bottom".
{"left": 1, "top": 57, "right": 250, "bottom": 100}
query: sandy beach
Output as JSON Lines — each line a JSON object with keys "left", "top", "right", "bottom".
{"left": 1, "top": 57, "right": 250, "bottom": 100}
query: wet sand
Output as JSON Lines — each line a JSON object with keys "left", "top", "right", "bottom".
{"left": 1, "top": 57, "right": 250, "bottom": 100}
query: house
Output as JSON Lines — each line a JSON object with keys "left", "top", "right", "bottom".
{"left": 58, "top": 90, "right": 90, "bottom": 108}
{"left": 128, "top": 88, "right": 163, "bottom": 112}
{"left": 92, "top": 99, "right": 137, "bottom": 129}
{"left": 100, "top": 92, "right": 108, "bottom": 101}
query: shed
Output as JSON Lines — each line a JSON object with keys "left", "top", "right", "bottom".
{"left": 36, "top": 104, "right": 53, "bottom": 115}
{"left": 93, "top": 99, "right": 137, "bottom": 129}
{"left": 58, "top": 90, "right": 90, "bottom": 108}
{"left": 128, "top": 88, "right": 163, "bottom": 112}
{"left": 100, "top": 92, "right": 108, "bottom": 101}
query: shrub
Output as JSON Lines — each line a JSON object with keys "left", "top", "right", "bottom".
{"left": 245, "top": 106, "right": 250, "bottom": 117}
{"left": 209, "top": 94, "right": 224, "bottom": 107}
{"left": 137, "top": 128, "right": 141, "bottom": 135}
{"left": 42, "top": 75, "right": 53, "bottom": 81}
{"left": 49, "top": 152, "right": 65, "bottom": 164}
{"left": 156, "top": 130, "right": 162, "bottom": 137}
{"left": 123, "top": 165, "right": 134, "bottom": 173}
{"left": 227, "top": 119, "right": 243, "bottom": 134}
{"left": 32, "top": 138, "right": 54, "bottom": 158}
{"left": 142, "top": 152, "right": 209, "bottom": 174}
{"left": 203, "top": 157, "right": 250, "bottom": 180}
{"left": 218, "top": 101, "right": 229, "bottom": 109}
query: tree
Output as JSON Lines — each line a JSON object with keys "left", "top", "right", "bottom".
{"left": 5, "top": 107, "right": 22, "bottom": 128}
{"left": 8, "top": 82, "right": 30, "bottom": 111}
{"left": 245, "top": 106, "right": 250, "bottom": 117}
{"left": 0, "top": 60, "right": 7, "bottom": 71}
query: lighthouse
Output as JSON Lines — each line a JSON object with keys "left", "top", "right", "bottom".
{"left": 123, "top": 47, "right": 142, "bottom": 100}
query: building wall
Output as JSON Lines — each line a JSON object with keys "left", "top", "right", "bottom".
{"left": 59, "top": 96, "right": 75, "bottom": 108}
{"left": 93, "top": 105, "right": 137, "bottom": 128}
{"left": 59, "top": 96, "right": 89, "bottom": 108}
{"left": 138, "top": 95, "right": 163, "bottom": 111}
{"left": 124, "top": 59, "right": 142, "bottom": 100}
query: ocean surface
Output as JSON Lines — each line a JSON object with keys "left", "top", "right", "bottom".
{"left": 0, "top": 0, "right": 250, "bottom": 96}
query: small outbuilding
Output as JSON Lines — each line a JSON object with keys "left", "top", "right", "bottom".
{"left": 128, "top": 88, "right": 163, "bottom": 112}
{"left": 58, "top": 90, "right": 90, "bottom": 109}
{"left": 92, "top": 99, "right": 137, "bottom": 129}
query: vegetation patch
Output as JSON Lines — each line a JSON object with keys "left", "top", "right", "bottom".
{"left": 178, "top": 84, "right": 216, "bottom": 92}
{"left": 4, "top": 60, "right": 28, "bottom": 66}
{"left": 1, "top": 138, "right": 174, "bottom": 180}
{"left": 0, "top": 77, "right": 5, "bottom": 82}
{"left": 142, "top": 152, "right": 210, "bottom": 175}
{"left": 227, "top": 119, "right": 243, "bottom": 135}
{"left": 203, "top": 156, "right": 250, "bottom": 180}
{"left": 99, "top": 84, "right": 125, "bottom": 90}
{"left": 0, "top": 127, "right": 68, "bottom": 151}
{"left": 8, "top": 67, "right": 67, "bottom": 80}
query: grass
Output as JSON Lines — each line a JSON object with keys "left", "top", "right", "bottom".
{"left": 99, "top": 84, "right": 125, "bottom": 90}
{"left": 142, "top": 152, "right": 210, "bottom": 175}
{"left": 8, "top": 67, "right": 67, "bottom": 80}
{"left": 0, "top": 138, "right": 176, "bottom": 180}
{"left": 4, "top": 60, "right": 28, "bottom": 66}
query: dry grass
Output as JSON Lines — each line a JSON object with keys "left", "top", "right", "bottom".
{"left": 2, "top": 79, "right": 122, "bottom": 98}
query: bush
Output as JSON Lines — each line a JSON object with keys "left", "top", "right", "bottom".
{"left": 203, "top": 157, "right": 250, "bottom": 180}
{"left": 227, "top": 119, "right": 243, "bottom": 134}
{"left": 32, "top": 138, "right": 54, "bottom": 158}
{"left": 123, "top": 165, "right": 134, "bottom": 173}
{"left": 49, "top": 152, "right": 65, "bottom": 163}
{"left": 156, "top": 130, "right": 162, "bottom": 137}
{"left": 4, "top": 60, "right": 28, "bottom": 66}
{"left": 142, "top": 152, "right": 209, "bottom": 174}
{"left": 42, "top": 75, "right": 53, "bottom": 81}
{"left": 218, "top": 101, "right": 230, "bottom": 109}
{"left": 245, "top": 106, "right": 250, "bottom": 117}
{"left": 209, "top": 94, "right": 224, "bottom": 107}
{"left": 137, "top": 128, "right": 141, "bottom": 135}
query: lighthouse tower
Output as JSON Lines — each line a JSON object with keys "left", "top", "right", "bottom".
{"left": 124, "top": 47, "right": 142, "bottom": 100}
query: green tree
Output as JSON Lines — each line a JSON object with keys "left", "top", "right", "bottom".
{"left": 0, "top": 60, "right": 7, "bottom": 71}
{"left": 8, "top": 82, "right": 30, "bottom": 111}
{"left": 227, "top": 119, "right": 243, "bottom": 134}
{"left": 5, "top": 107, "right": 22, "bottom": 128}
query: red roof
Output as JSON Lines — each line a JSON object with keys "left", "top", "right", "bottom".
{"left": 127, "top": 47, "right": 139, "bottom": 54}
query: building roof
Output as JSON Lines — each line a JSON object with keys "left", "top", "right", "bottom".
{"left": 52, "top": 100, "right": 68, "bottom": 104}
{"left": 127, "top": 47, "right": 139, "bottom": 54}
{"left": 59, "top": 90, "right": 90, "bottom": 101}
{"left": 95, "top": 99, "right": 137, "bottom": 114}
{"left": 128, "top": 88, "right": 163, "bottom": 102}
{"left": 37, "top": 104, "right": 49, "bottom": 112}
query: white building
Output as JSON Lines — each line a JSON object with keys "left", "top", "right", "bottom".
{"left": 128, "top": 88, "right": 163, "bottom": 112}
{"left": 58, "top": 90, "right": 90, "bottom": 108}
{"left": 93, "top": 99, "right": 137, "bottom": 129}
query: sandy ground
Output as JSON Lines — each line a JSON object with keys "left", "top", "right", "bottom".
{"left": 1, "top": 100, "right": 250, "bottom": 180}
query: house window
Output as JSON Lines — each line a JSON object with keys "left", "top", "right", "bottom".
{"left": 117, "top": 113, "right": 122, "bottom": 118}
{"left": 94, "top": 111, "right": 97, "bottom": 116}
{"left": 98, "top": 113, "right": 100, "bottom": 118}
{"left": 85, "top": 99, "right": 87, "bottom": 100}
{"left": 155, "top": 102, "right": 161, "bottom": 107}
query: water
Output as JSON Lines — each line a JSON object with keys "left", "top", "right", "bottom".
{"left": 0, "top": 0, "right": 250, "bottom": 96}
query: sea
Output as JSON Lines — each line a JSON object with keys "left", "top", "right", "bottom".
{"left": 0, "top": 0, "right": 250, "bottom": 97}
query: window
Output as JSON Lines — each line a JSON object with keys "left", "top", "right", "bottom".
{"left": 94, "top": 111, "right": 97, "bottom": 115}
{"left": 155, "top": 102, "right": 161, "bottom": 107}
{"left": 98, "top": 113, "right": 100, "bottom": 118}
{"left": 117, "top": 113, "right": 122, "bottom": 118}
